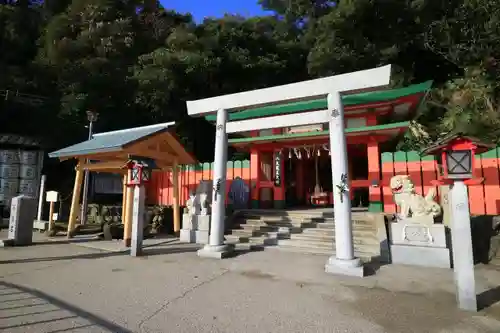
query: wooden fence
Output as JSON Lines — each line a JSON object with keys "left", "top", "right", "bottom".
{"left": 146, "top": 160, "right": 251, "bottom": 206}
{"left": 381, "top": 148, "right": 500, "bottom": 215}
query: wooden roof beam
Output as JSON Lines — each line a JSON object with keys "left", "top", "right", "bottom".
{"left": 77, "top": 160, "right": 128, "bottom": 171}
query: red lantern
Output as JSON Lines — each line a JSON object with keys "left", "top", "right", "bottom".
{"left": 126, "top": 161, "right": 152, "bottom": 186}
{"left": 421, "top": 133, "right": 494, "bottom": 186}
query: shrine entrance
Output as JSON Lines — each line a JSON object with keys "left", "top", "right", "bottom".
{"left": 283, "top": 144, "right": 369, "bottom": 208}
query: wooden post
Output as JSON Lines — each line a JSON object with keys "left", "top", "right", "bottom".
{"left": 124, "top": 169, "right": 133, "bottom": 247}
{"left": 172, "top": 161, "right": 180, "bottom": 235}
{"left": 48, "top": 201, "right": 55, "bottom": 232}
{"left": 67, "top": 164, "right": 84, "bottom": 238}
{"left": 122, "top": 174, "right": 128, "bottom": 225}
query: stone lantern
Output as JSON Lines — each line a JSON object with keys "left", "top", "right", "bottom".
{"left": 422, "top": 133, "right": 494, "bottom": 185}
{"left": 421, "top": 133, "right": 495, "bottom": 312}
{"left": 125, "top": 157, "right": 156, "bottom": 257}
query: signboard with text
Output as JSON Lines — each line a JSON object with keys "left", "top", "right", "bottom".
{"left": 274, "top": 152, "right": 281, "bottom": 187}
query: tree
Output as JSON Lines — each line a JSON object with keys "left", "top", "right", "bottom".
{"left": 38, "top": 0, "right": 142, "bottom": 131}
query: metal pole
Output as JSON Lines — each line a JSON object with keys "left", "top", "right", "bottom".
{"left": 80, "top": 120, "right": 93, "bottom": 225}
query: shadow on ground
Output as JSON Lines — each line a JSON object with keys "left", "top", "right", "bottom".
{"left": 478, "top": 285, "right": 500, "bottom": 311}
{"left": 0, "top": 281, "right": 133, "bottom": 332}
{"left": 0, "top": 239, "right": 199, "bottom": 264}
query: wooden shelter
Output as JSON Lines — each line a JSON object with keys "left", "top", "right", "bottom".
{"left": 49, "top": 122, "right": 197, "bottom": 244}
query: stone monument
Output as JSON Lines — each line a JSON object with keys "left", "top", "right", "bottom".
{"left": 388, "top": 175, "right": 451, "bottom": 268}
{"left": 1, "top": 195, "right": 37, "bottom": 247}
{"left": 180, "top": 180, "right": 212, "bottom": 244}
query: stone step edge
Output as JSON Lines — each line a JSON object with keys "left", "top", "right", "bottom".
{"left": 277, "top": 239, "right": 380, "bottom": 250}
{"left": 288, "top": 236, "right": 380, "bottom": 245}
{"left": 268, "top": 246, "right": 374, "bottom": 261}
{"left": 234, "top": 221, "right": 375, "bottom": 230}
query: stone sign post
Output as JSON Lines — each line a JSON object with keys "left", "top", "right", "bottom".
{"left": 1, "top": 195, "right": 37, "bottom": 247}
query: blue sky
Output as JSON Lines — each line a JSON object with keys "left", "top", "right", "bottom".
{"left": 160, "top": 0, "right": 273, "bottom": 22}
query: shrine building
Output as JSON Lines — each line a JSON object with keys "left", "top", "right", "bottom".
{"left": 203, "top": 80, "right": 432, "bottom": 212}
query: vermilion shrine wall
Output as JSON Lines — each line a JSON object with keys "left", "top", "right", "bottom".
{"left": 147, "top": 160, "right": 251, "bottom": 207}
{"left": 146, "top": 148, "right": 500, "bottom": 216}
{"left": 381, "top": 148, "right": 500, "bottom": 215}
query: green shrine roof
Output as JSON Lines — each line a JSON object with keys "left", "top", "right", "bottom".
{"left": 205, "top": 81, "right": 432, "bottom": 122}
{"left": 229, "top": 121, "right": 410, "bottom": 145}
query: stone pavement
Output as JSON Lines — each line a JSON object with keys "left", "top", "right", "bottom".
{"left": 1, "top": 233, "right": 500, "bottom": 332}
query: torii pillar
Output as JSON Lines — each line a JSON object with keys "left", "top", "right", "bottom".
{"left": 197, "top": 108, "right": 233, "bottom": 258}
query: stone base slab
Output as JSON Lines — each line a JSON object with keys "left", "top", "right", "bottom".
{"left": 179, "top": 229, "right": 195, "bottom": 243}
{"left": 182, "top": 215, "right": 211, "bottom": 231}
{"left": 0, "top": 239, "right": 15, "bottom": 247}
{"left": 196, "top": 215, "right": 211, "bottom": 231}
{"left": 389, "top": 222, "right": 447, "bottom": 248}
{"left": 195, "top": 230, "right": 209, "bottom": 244}
{"left": 182, "top": 214, "right": 195, "bottom": 230}
{"left": 390, "top": 244, "right": 451, "bottom": 268}
{"left": 197, "top": 244, "right": 234, "bottom": 259}
{"left": 325, "top": 256, "right": 365, "bottom": 277}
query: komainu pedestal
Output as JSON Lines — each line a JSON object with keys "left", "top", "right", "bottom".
{"left": 389, "top": 221, "right": 451, "bottom": 268}
{"left": 179, "top": 180, "right": 212, "bottom": 245}
{"left": 388, "top": 175, "right": 450, "bottom": 268}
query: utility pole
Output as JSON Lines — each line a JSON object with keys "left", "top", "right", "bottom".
{"left": 80, "top": 110, "right": 99, "bottom": 225}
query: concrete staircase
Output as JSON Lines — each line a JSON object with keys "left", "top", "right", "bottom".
{"left": 224, "top": 209, "right": 387, "bottom": 262}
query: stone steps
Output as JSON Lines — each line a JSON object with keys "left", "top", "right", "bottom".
{"left": 238, "top": 224, "right": 301, "bottom": 233}
{"left": 267, "top": 245, "right": 374, "bottom": 261}
{"left": 226, "top": 210, "right": 382, "bottom": 260}
{"left": 225, "top": 234, "right": 281, "bottom": 246}
{"left": 298, "top": 226, "right": 377, "bottom": 237}
{"left": 288, "top": 232, "right": 379, "bottom": 245}
{"left": 277, "top": 238, "right": 379, "bottom": 250}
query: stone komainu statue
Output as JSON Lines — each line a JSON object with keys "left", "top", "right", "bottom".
{"left": 390, "top": 175, "right": 441, "bottom": 219}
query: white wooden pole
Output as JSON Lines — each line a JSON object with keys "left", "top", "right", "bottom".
{"left": 198, "top": 108, "right": 233, "bottom": 259}
{"left": 325, "top": 92, "right": 364, "bottom": 277}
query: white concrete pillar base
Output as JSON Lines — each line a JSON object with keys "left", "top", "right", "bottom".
{"left": 197, "top": 244, "right": 234, "bottom": 259}
{"left": 325, "top": 256, "right": 364, "bottom": 277}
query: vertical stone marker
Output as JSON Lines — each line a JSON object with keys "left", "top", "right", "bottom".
{"left": 1, "top": 195, "right": 37, "bottom": 247}
{"left": 131, "top": 186, "right": 145, "bottom": 257}
{"left": 450, "top": 181, "right": 477, "bottom": 311}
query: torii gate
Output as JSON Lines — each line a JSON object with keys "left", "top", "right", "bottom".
{"left": 186, "top": 65, "right": 392, "bottom": 277}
